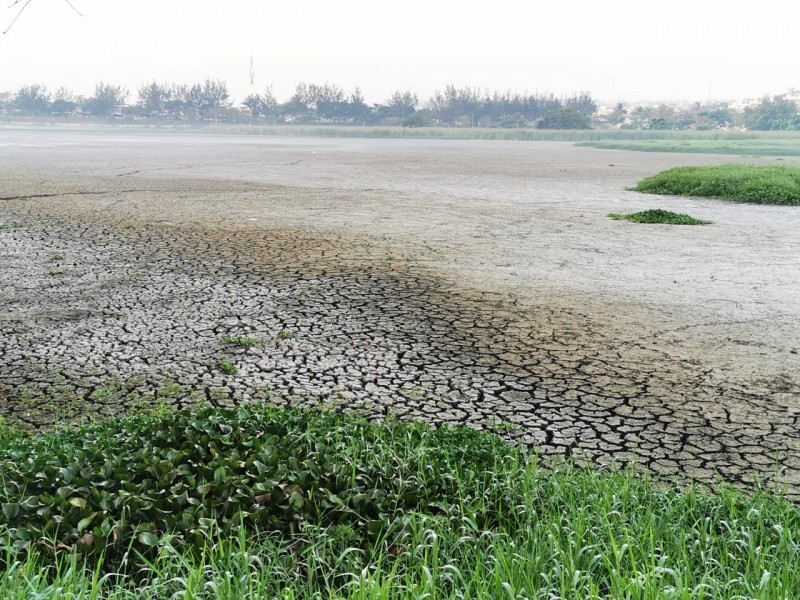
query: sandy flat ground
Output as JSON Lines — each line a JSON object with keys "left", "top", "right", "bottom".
{"left": 1, "top": 126, "right": 799, "bottom": 492}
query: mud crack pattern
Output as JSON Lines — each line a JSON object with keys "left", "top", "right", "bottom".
{"left": 1, "top": 212, "right": 799, "bottom": 496}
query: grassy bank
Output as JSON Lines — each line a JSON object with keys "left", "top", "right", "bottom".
{"left": 7, "top": 121, "right": 800, "bottom": 146}
{"left": 1, "top": 405, "right": 798, "bottom": 598}
{"left": 203, "top": 124, "right": 781, "bottom": 143}
{"left": 633, "top": 165, "right": 800, "bottom": 205}
{"left": 577, "top": 137, "right": 800, "bottom": 156}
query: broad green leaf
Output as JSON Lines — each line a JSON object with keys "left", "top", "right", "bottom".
{"left": 61, "top": 467, "right": 74, "bottom": 484}
{"left": 2, "top": 503, "right": 20, "bottom": 520}
{"left": 213, "top": 466, "right": 228, "bottom": 484}
{"left": 77, "top": 511, "right": 98, "bottom": 533}
{"left": 289, "top": 492, "right": 304, "bottom": 510}
{"left": 137, "top": 531, "right": 158, "bottom": 546}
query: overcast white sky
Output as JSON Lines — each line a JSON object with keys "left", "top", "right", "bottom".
{"left": 1, "top": 0, "right": 797, "bottom": 106}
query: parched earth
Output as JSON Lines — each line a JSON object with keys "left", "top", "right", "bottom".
{"left": 1, "top": 128, "right": 799, "bottom": 494}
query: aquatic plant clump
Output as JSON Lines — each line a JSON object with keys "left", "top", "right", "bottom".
{"left": 609, "top": 209, "right": 712, "bottom": 225}
{"left": 632, "top": 164, "right": 800, "bottom": 205}
{"left": 1, "top": 405, "right": 799, "bottom": 598}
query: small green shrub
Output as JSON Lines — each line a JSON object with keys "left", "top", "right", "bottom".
{"left": 157, "top": 382, "right": 184, "bottom": 399}
{"left": 218, "top": 361, "right": 238, "bottom": 375}
{"left": 609, "top": 209, "right": 712, "bottom": 225}
{"left": 219, "top": 336, "right": 259, "bottom": 348}
{"left": 632, "top": 164, "right": 800, "bottom": 204}
{"left": 277, "top": 330, "right": 296, "bottom": 340}
{"left": 0, "top": 415, "right": 25, "bottom": 444}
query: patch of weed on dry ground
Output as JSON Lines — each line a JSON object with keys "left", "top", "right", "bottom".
{"left": 632, "top": 165, "right": 800, "bottom": 205}
{"left": 609, "top": 209, "right": 712, "bottom": 225}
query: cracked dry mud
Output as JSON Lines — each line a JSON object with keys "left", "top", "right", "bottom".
{"left": 1, "top": 129, "right": 799, "bottom": 496}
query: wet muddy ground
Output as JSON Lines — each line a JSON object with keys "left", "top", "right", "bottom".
{"left": 1, "top": 127, "right": 799, "bottom": 494}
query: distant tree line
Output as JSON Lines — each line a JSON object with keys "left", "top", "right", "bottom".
{"left": 7, "top": 80, "right": 234, "bottom": 122}
{"left": 602, "top": 94, "right": 800, "bottom": 132}
{"left": 1, "top": 80, "right": 598, "bottom": 129}
{"left": 742, "top": 96, "right": 800, "bottom": 130}
{"left": 602, "top": 102, "right": 735, "bottom": 131}
{"left": 4, "top": 80, "right": 800, "bottom": 131}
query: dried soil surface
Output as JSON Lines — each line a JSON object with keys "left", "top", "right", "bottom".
{"left": 1, "top": 127, "right": 799, "bottom": 493}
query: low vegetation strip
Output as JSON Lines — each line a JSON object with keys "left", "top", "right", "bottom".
{"left": 608, "top": 209, "right": 712, "bottom": 225}
{"left": 577, "top": 139, "right": 800, "bottom": 156}
{"left": 633, "top": 165, "right": 800, "bottom": 205}
{"left": 1, "top": 406, "right": 798, "bottom": 598}
{"left": 206, "top": 124, "right": 779, "bottom": 142}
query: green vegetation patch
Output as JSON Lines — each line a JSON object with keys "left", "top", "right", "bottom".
{"left": 632, "top": 164, "right": 800, "bottom": 205}
{"left": 217, "top": 361, "right": 238, "bottom": 375}
{"left": 209, "top": 125, "right": 773, "bottom": 142}
{"left": 219, "top": 335, "right": 259, "bottom": 348}
{"left": 609, "top": 209, "right": 712, "bottom": 225}
{"left": 1, "top": 405, "right": 799, "bottom": 598}
{"left": 0, "top": 222, "right": 26, "bottom": 231}
{"left": 578, "top": 138, "right": 800, "bottom": 156}
{"left": 0, "top": 406, "right": 507, "bottom": 570}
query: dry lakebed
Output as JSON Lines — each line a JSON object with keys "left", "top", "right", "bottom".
{"left": 1, "top": 127, "right": 799, "bottom": 494}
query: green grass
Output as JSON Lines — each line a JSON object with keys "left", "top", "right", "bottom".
{"left": 277, "top": 330, "right": 296, "bottom": 340}
{"left": 633, "top": 164, "right": 800, "bottom": 205}
{"left": 0, "top": 222, "right": 26, "bottom": 231}
{"left": 0, "top": 405, "right": 798, "bottom": 598}
{"left": 156, "top": 381, "right": 184, "bottom": 399}
{"left": 207, "top": 124, "right": 611, "bottom": 141}
{"left": 578, "top": 137, "right": 800, "bottom": 156}
{"left": 219, "top": 336, "right": 259, "bottom": 348}
{"left": 609, "top": 209, "right": 712, "bottom": 225}
{"left": 204, "top": 125, "right": 793, "bottom": 143}
{"left": 218, "top": 361, "right": 238, "bottom": 375}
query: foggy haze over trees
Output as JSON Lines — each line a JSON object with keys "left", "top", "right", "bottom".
{"left": 743, "top": 96, "right": 800, "bottom": 130}
{"left": 3, "top": 78, "right": 800, "bottom": 131}
{"left": 3, "top": 79, "right": 600, "bottom": 128}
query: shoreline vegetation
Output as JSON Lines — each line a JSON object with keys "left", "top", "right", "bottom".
{"left": 633, "top": 165, "right": 800, "bottom": 205}
{"left": 6, "top": 120, "right": 800, "bottom": 148}
{"left": 578, "top": 138, "right": 800, "bottom": 156}
{"left": 1, "top": 405, "right": 798, "bottom": 598}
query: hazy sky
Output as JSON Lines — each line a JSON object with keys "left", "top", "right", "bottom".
{"left": 2, "top": 0, "right": 797, "bottom": 106}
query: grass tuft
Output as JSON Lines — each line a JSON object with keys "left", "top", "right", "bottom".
{"left": 632, "top": 164, "right": 800, "bottom": 205}
{"left": 0, "top": 222, "right": 26, "bottom": 231}
{"left": 609, "top": 209, "right": 712, "bottom": 225}
{"left": 219, "top": 336, "right": 259, "bottom": 348}
{"left": 217, "top": 361, "right": 237, "bottom": 375}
